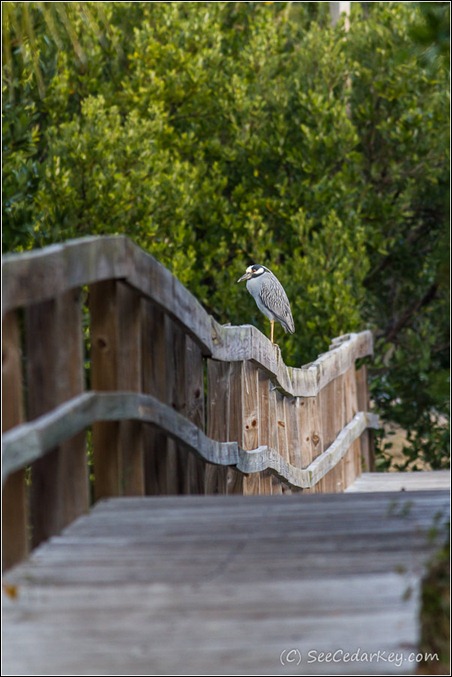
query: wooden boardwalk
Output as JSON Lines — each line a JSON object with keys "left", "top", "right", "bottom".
{"left": 347, "top": 470, "right": 450, "bottom": 493}
{"left": 3, "top": 484, "right": 448, "bottom": 676}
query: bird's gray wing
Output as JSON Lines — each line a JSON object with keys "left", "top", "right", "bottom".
{"left": 259, "top": 274, "right": 295, "bottom": 333}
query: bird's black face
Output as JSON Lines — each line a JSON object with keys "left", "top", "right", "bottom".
{"left": 237, "top": 264, "right": 267, "bottom": 283}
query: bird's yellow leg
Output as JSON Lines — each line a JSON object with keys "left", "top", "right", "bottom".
{"left": 270, "top": 320, "right": 275, "bottom": 345}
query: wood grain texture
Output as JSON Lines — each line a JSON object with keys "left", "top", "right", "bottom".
{"left": 90, "top": 280, "right": 145, "bottom": 497}
{"left": 206, "top": 361, "right": 243, "bottom": 495}
{"left": 141, "top": 300, "right": 167, "bottom": 495}
{"left": 3, "top": 489, "right": 448, "bottom": 675}
{"left": 89, "top": 280, "right": 121, "bottom": 499}
{"left": 183, "top": 336, "right": 206, "bottom": 494}
{"left": 257, "top": 371, "right": 274, "bottom": 495}
{"left": 346, "top": 471, "right": 450, "bottom": 493}
{"left": 2, "top": 312, "right": 28, "bottom": 570}
{"left": 25, "top": 291, "right": 87, "bottom": 548}
{"left": 356, "top": 364, "right": 375, "bottom": 472}
{"left": 2, "top": 237, "right": 128, "bottom": 315}
{"left": 117, "top": 282, "right": 144, "bottom": 495}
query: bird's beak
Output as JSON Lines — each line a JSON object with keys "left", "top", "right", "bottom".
{"left": 237, "top": 272, "right": 251, "bottom": 283}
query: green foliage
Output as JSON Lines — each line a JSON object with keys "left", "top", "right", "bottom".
{"left": 347, "top": 2, "right": 449, "bottom": 469}
{"left": 2, "top": 2, "right": 449, "bottom": 469}
{"left": 419, "top": 522, "right": 450, "bottom": 673}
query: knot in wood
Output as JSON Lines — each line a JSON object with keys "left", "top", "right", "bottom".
{"left": 97, "top": 336, "right": 108, "bottom": 351}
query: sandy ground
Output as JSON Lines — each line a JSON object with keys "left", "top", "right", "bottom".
{"left": 383, "top": 422, "right": 433, "bottom": 471}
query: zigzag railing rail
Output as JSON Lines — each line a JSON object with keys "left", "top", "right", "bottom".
{"left": 2, "top": 391, "right": 378, "bottom": 489}
{"left": 2, "top": 236, "right": 376, "bottom": 571}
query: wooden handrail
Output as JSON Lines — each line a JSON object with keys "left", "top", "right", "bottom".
{"left": 2, "top": 391, "right": 379, "bottom": 490}
{"left": 2, "top": 236, "right": 373, "bottom": 396}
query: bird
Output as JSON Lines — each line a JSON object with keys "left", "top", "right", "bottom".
{"left": 237, "top": 264, "right": 295, "bottom": 345}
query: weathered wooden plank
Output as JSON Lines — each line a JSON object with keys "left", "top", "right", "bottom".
{"left": 183, "top": 336, "right": 206, "bottom": 494}
{"left": 54, "top": 290, "right": 88, "bottom": 527}
{"left": 225, "top": 362, "right": 248, "bottom": 495}
{"left": 25, "top": 290, "right": 87, "bottom": 548}
{"left": 0, "top": 576, "right": 424, "bottom": 676}
{"left": 242, "top": 362, "right": 261, "bottom": 495}
{"left": 276, "top": 391, "right": 288, "bottom": 465}
{"left": 356, "top": 364, "right": 375, "bottom": 471}
{"left": 2, "top": 311, "right": 28, "bottom": 570}
{"left": 343, "top": 366, "right": 361, "bottom": 489}
{"left": 141, "top": 300, "right": 167, "bottom": 495}
{"left": 117, "top": 282, "right": 144, "bottom": 495}
{"left": 257, "top": 371, "right": 273, "bottom": 495}
{"left": 286, "top": 397, "right": 301, "bottom": 471}
{"left": 214, "top": 326, "right": 374, "bottom": 397}
{"left": 298, "top": 393, "right": 324, "bottom": 472}
{"left": 2, "top": 236, "right": 129, "bottom": 315}
{"left": 318, "top": 374, "right": 343, "bottom": 493}
{"left": 1, "top": 575, "right": 424, "bottom": 675}
{"left": 1, "top": 312, "right": 24, "bottom": 430}
{"left": 205, "top": 360, "right": 228, "bottom": 494}
{"left": 347, "top": 471, "right": 451, "bottom": 493}
{"left": 90, "top": 280, "right": 144, "bottom": 497}
{"left": 2, "top": 490, "right": 448, "bottom": 676}
{"left": 90, "top": 280, "right": 121, "bottom": 499}
{"left": 267, "top": 382, "right": 283, "bottom": 494}
{"left": 164, "top": 318, "right": 186, "bottom": 495}
{"left": 206, "top": 361, "right": 242, "bottom": 494}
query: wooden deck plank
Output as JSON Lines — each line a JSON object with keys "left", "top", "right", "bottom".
{"left": 346, "top": 471, "right": 450, "bottom": 492}
{"left": 3, "top": 576, "right": 419, "bottom": 676}
{"left": 3, "top": 491, "right": 448, "bottom": 676}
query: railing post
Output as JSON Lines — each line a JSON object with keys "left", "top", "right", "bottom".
{"left": 26, "top": 290, "right": 87, "bottom": 547}
{"left": 117, "top": 282, "right": 144, "bottom": 495}
{"left": 242, "top": 362, "right": 274, "bottom": 495}
{"left": 183, "top": 335, "right": 206, "bottom": 493}
{"left": 298, "top": 394, "right": 324, "bottom": 493}
{"left": 241, "top": 362, "right": 261, "bottom": 495}
{"left": 90, "top": 280, "right": 144, "bottom": 499}
{"left": 356, "top": 364, "right": 375, "bottom": 471}
{"left": 257, "top": 370, "right": 275, "bottom": 495}
{"left": 318, "top": 374, "right": 345, "bottom": 492}
{"left": 206, "top": 361, "right": 243, "bottom": 494}
{"left": 143, "top": 307, "right": 202, "bottom": 495}
{"left": 343, "top": 365, "right": 361, "bottom": 486}
{"left": 2, "top": 311, "right": 28, "bottom": 570}
{"left": 90, "top": 280, "right": 121, "bottom": 499}
{"left": 141, "top": 301, "right": 167, "bottom": 494}
{"left": 162, "top": 317, "right": 186, "bottom": 494}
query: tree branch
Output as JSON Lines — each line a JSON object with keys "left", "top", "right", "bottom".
{"left": 384, "top": 282, "right": 439, "bottom": 343}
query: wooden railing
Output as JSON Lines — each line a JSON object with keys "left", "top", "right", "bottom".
{"left": 2, "top": 236, "right": 378, "bottom": 570}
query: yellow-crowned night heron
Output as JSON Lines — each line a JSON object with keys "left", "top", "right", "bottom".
{"left": 237, "top": 264, "right": 295, "bottom": 345}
